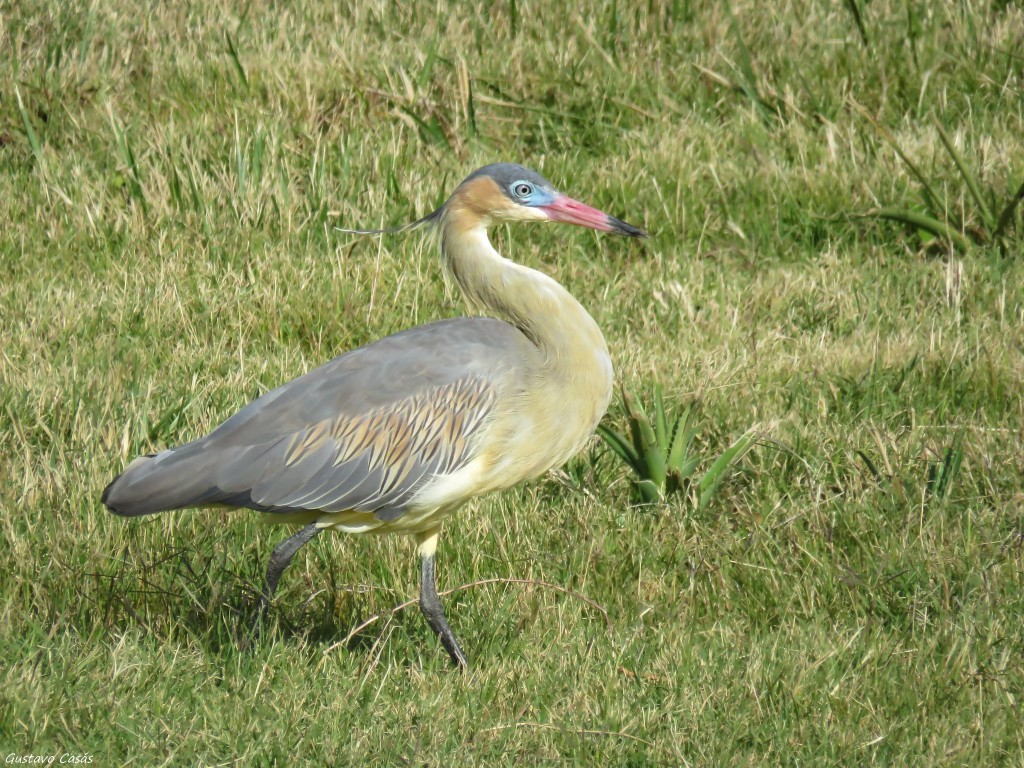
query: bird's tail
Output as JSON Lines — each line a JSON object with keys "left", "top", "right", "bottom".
{"left": 102, "top": 443, "right": 222, "bottom": 517}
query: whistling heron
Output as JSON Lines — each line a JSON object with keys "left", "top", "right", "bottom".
{"left": 103, "top": 163, "right": 646, "bottom": 668}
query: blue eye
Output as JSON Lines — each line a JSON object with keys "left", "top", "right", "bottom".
{"left": 511, "top": 181, "right": 534, "bottom": 198}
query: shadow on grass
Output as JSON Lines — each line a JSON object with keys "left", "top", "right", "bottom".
{"left": 83, "top": 536, "right": 417, "bottom": 662}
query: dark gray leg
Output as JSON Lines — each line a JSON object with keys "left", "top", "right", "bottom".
{"left": 245, "top": 523, "right": 322, "bottom": 644}
{"left": 420, "top": 552, "right": 468, "bottom": 670}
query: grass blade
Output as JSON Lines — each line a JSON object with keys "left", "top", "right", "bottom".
{"left": 727, "top": 14, "right": 775, "bottom": 123}
{"left": 853, "top": 103, "right": 944, "bottom": 215}
{"left": 941, "top": 441, "right": 965, "bottom": 499}
{"left": 698, "top": 429, "right": 756, "bottom": 510}
{"left": 993, "top": 178, "right": 1024, "bottom": 243}
{"left": 225, "top": 30, "right": 248, "bottom": 87}
{"left": 108, "top": 108, "right": 148, "bottom": 215}
{"left": 13, "top": 85, "right": 42, "bottom": 163}
{"left": 234, "top": 112, "right": 246, "bottom": 190}
{"left": 251, "top": 130, "right": 265, "bottom": 187}
{"left": 399, "top": 105, "right": 449, "bottom": 150}
{"left": 417, "top": 44, "right": 437, "bottom": 89}
{"left": 855, "top": 449, "right": 881, "bottom": 480}
{"left": 184, "top": 159, "right": 206, "bottom": 216}
{"left": 166, "top": 149, "right": 183, "bottom": 210}
{"left": 466, "top": 67, "right": 477, "bottom": 138}
{"left": 862, "top": 208, "right": 972, "bottom": 251}
{"left": 843, "top": 0, "right": 870, "bottom": 48}
{"left": 934, "top": 120, "right": 994, "bottom": 231}
{"left": 928, "top": 433, "right": 965, "bottom": 500}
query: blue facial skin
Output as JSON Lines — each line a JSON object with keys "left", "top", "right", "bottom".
{"left": 507, "top": 179, "right": 558, "bottom": 209}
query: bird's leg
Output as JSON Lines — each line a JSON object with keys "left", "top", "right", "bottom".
{"left": 244, "top": 522, "right": 322, "bottom": 647}
{"left": 416, "top": 529, "right": 468, "bottom": 670}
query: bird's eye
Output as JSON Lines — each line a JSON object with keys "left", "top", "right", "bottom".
{"left": 512, "top": 182, "right": 533, "bottom": 198}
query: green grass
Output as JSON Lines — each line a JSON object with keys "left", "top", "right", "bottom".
{"left": 2, "top": 0, "right": 1023, "bottom": 763}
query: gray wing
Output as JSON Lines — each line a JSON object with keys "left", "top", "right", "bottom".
{"left": 103, "top": 317, "right": 537, "bottom": 519}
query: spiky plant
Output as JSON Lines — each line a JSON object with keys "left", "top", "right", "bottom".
{"left": 597, "top": 385, "right": 756, "bottom": 508}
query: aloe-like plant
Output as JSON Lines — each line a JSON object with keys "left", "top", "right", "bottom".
{"left": 597, "top": 385, "right": 756, "bottom": 508}
{"left": 857, "top": 111, "right": 1023, "bottom": 255}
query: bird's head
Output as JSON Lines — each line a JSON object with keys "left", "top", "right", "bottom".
{"left": 448, "top": 163, "right": 647, "bottom": 237}
{"left": 337, "top": 162, "right": 647, "bottom": 238}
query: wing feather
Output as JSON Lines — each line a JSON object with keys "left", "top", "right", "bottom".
{"left": 251, "top": 440, "right": 336, "bottom": 503}
{"left": 103, "top": 317, "right": 537, "bottom": 519}
{"left": 243, "top": 375, "right": 499, "bottom": 517}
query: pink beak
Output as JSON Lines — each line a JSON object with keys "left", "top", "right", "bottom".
{"left": 540, "top": 195, "right": 647, "bottom": 237}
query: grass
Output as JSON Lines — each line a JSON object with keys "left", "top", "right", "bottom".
{"left": 2, "top": 0, "right": 1023, "bottom": 763}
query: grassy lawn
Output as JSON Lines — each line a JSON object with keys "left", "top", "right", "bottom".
{"left": 2, "top": 0, "right": 1023, "bottom": 763}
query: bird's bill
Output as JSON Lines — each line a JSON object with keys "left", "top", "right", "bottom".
{"left": 540, "top": 195, "right": 647, "bottom": 237}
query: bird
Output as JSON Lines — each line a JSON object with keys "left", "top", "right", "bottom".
{"left": 102, "top": 162, "right": 647, "bottom": 669}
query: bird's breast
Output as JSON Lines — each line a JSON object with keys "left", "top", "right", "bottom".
{"left": 468, "top": 333, "right": 613, "bottom": 494}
